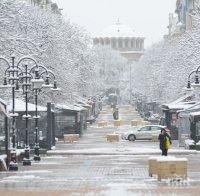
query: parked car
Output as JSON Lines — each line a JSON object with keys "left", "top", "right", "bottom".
{"left": 121, "top": 125, "right": 166, "bottom": 141}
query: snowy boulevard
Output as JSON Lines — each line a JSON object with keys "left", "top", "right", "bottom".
{"left": 0, "top": 106, "right": 200, "bottom": 196}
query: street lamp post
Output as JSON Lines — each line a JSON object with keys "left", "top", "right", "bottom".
{"left": 33, "top": 87, "right": 40, "bottom": 161}
{"left": 31, "top": 69, "right": 46, "bottom": 162}
{"left": 129, "top": 62, "right": 132, "bottom": 104}
{"left": 185, "top": 70, "right": 198, "bottom": 90}
{"left": 15, "top": 57, "right": 40, "bottom": 166}
{"left": 0, "top": 56, "right": 21, "bottom": 170}
{"left": 20, "top": 64, "right": 32, "bottom": 166}
{"left": 0, "top": 56, "right": 60, "bottom": 167}
{"left": 32, "top": 68, "right": 60, "bottom": 161}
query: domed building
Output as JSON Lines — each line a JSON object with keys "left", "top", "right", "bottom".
{"left": 93, "top": 21, "right": 145, "bottom": 61}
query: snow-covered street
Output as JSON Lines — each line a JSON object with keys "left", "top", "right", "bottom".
{"left": 2, "top": 0, "right": 200, "bottom": 195}
{"left": 1, "top": 106, "right": 200, "bottom": 196}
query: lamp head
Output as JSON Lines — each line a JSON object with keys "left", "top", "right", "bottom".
{"left": 51, "top": 80, "right": 61, "bottom": 92}
{"left": 53, "top": 80, "right": 57, "bottom": 89}
{"left": 0, "top": 77, "right": 12, "bottom": 89}
{"left": 15, "top": 81, "right": 20, "bottom": 91}
{"left": 3, "top": 77, "right": 7, "bottom": 85}
{"left": 34, "top": 68, "right": 40, "bottom": 79}
{"left": 45, "top": 77, "right": 50, "bottom": 85}
{"left": 31, "top": 78, "right": 44, "bottom": 90}
{"left": 187, "top": 80, "right": 191, "bottom": 89}
{"left": 41, "top": 76, "right": 53, "bottom": 89}
{"left": 195, "top": 75, "right": 199, "bottom": 84}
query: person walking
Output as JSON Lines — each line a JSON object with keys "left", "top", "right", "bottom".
{"left": 158, "top": 128, "right": 172, "bottom": 156}
{"left": 113, "top": 108, "right": 119, "bottom": 120}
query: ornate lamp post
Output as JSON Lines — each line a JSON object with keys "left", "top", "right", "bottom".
{"left": 19, "top": 64, "right": 34, "bottom": 166}
{"left": 31, "top": 68, "right": 60, "bottom": 161}
{"left": 0, "top": 56, "right": 38, "bottom": 170}
{"left": 20, "top": 64, "right": 59, "bottom": 163}
{"left": 0, "top": 56, "right": 59, "bottom": 168}
{"left": 15, "top": 57, "right": 38, "bottom": 166}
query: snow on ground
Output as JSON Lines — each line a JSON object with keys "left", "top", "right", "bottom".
{"left": 1, "top": 175, "right": 43, "bottom": 182}
{"left": 47, "top": 147, "right": 198, "bottom": 155}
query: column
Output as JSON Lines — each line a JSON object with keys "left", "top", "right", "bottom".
{"left": 122, "top": 38, "right": 125, "bottom": 49}
{"left": 128, "top": 38, "right": 131, "bottom": 49}
{"left": 46, "top": 102, "right": 52, "bottom": 150}
{"left": 51, "top": 104, "right": 55, "bottom": 147}
{"left": 131, "top": 38, "right": 136, "bottom": 50}
{"left": 138, "top": 40, "right": 141, "bottom": 50}
{"left": 141, "top": 40, "right": 144, "bottom": 50}
{"left": 135, "top": 39, "right": 138, "bottom": 50}
{"left": 114, "top": 39, "right": 119, "bottom": 49}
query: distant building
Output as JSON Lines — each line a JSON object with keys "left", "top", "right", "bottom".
{"left": 165, "top": 13, "right": 180, "bottom": 38}
{"left": 170, "top": 0, "right": 200, "bottom": 35}
{"left": 93, "top": 21, "right": 145, "bottom": 62}
{"left": 27, "top": 0, "right": 62, "bottom": 15}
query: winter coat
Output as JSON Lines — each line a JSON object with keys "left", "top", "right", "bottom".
{"left": 113, "top": 110, "right": 119, "bottom": 120}
{"left": 158, "top": 133, "right": 171, "bottom": 150}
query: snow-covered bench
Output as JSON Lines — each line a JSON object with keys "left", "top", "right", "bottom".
{"left": 148, "top": 156, "right": 187, "bottom": 181}
{"left": 148, "top": 156, "right": 175, "bottom": 177}
{"left": 98, "top": 121, "right": 108, "bottom": 127}
{"left": 107, "top": 133, "right": 119, "bottom": 142}
{"left": 148, "top": 156, "right": 160, "bottom": 177}
{"left": 63, "top": 134, "right": 79, "bottom": 143}
{"left": 114, "top": 120, "right": 123, "bottom": 127}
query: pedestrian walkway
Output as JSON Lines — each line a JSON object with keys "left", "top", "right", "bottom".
{"left": 97, "top": 105, "right": 142, "bottom": 125}
{"left": 49, "top": 105, "right": 197, "bottom": 156}
{"left": 1, "top": 105, "right": 200, "bottom": 195}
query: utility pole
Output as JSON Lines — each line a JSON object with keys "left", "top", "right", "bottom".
{"left": 129, "top": 62, "right": 132, "bottom": 104}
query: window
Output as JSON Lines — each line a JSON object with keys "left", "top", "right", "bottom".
{"left": 151, "top": 126, "right": 160, "bottom": 131}
{"left": 196, "top": 122, "right": 200, "bottom": 136}
{"left": 140, "top": 126, "right": 151, "bottom": 131}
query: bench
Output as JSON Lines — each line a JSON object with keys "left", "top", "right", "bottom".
{"left": 148, "top": 156, "right": 187, "bottom": 181}
{"left": 131, "top": 120, "right": 148, "bottom": 126}
{"left": 107, "top": 134, "right": 119, "bottom": 142}
{"left": 114, "top": 120, "right": 123, "bottom": 127}
{"left": 157, "top": 157, "right": 187, "bottom": 181}
{"left": 148, "top": 156, "right": 160, "bottom": 177}
{"left": 131, "top": 120, "right": 138, "bottom": 126}
{"left": 64, "top": 134, "right": 79, "bottom": 143}
{"left": 98, "top": 121, "right": 108, "bottom": 127}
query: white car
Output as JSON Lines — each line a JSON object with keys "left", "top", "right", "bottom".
{"left": 121, "top": 125, "right": 166, "bottom": 141}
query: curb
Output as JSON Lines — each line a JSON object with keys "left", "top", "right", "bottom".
{"left": 47, "top": 150, "right": 198, "bottom": 156}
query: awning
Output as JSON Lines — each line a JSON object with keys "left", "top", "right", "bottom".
{"left": 190, "top": 111, "right": 200, "bottom": 122}
{"left": 162, "top": 93, "right": 196, "bottom": 112}
{"left": 56, "top": 103, "right": 86, "bottom": 112}
{"left": 7, "top": 99, "right": 47, "bottom": 112}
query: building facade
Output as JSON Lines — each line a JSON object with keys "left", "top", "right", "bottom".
{"left": 93, "top": 21, "right": 145, "bottom": 61}
{"left": 172, "top": 0, "right": 200, "bottom": 34}
{"left": 167, "top": 13, "right": 179, "bottom": 37}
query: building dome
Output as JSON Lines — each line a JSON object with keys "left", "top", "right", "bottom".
{"left": 96, "top": 21, "right": 136, "bottom": 38}
{"left": 93, "top": 20, "right": 145, "bottom": 61}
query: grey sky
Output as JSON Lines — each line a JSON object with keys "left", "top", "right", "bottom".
{"left": 54, "top": 0, "right": 177, "bottom": 48}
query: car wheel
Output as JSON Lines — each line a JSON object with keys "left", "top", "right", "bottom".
{"left": 128, "top": 134, "right": 136, "bottom": 141}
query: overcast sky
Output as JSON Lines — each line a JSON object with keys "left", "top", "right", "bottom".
{"left": 54, "top": 0, "right": 177, "bottom": 48}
